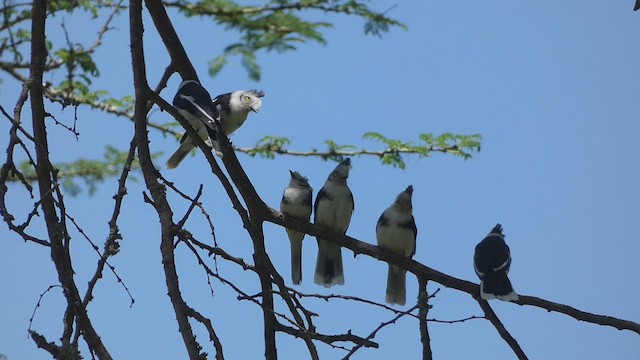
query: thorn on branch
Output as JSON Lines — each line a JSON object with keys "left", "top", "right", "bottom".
{"left": 29, "top": 330, "right": 62, "bottom": 358}
{"left": 142, "top": 191, "right": 154, "bottom": 205}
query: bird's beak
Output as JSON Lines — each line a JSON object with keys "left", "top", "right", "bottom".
{"left": 250, "top": 107, "right": 259, "bottom": 113}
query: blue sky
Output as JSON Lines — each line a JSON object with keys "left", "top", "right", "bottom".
{"left": 1, "top": 1, "right": 639, "bottom": 359}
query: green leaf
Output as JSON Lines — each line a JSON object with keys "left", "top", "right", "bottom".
{"left": 209, "top": 54, "right": 229, "bottom": 78}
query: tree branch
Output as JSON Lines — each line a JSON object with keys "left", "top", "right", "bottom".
{"left": 418, "top": 278, "right": 433, "bottom": 360}
{"left": 261, "top": 210, "right": 640, "bottom": 335}
{"left": 29, "top": 331, "right": 61, "bottom": 358}
{"left": 515, "top": 295, "right": 640, "bottom": 332}
{"left": 277, "top": 324, "right": 377, "bottom": 351}
{"left": 477, "top": 299, "right": 528, "bottom": 359}
{"left": 29, "top": 0, "right": 112, "bottom": 358}
{"left": 130, "top": 1, "right": 204, "bottom": 359}
{"left": 82, "top": 139, "right": 138, "bottom": 308}
{"left": 342, "top": 304, "right": 417, "bottom": 359}
{"left": 144, "top": 0, "right": 197, "bottom": 80}
{"left": 185, "top": 305, "right": 225, "bottom": 360}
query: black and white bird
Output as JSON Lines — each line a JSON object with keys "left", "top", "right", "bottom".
{"left": 280, "top": 170, "right": 313, "bottom": 285}
{"left": 376, "top": 185, "right": 417, "bottom": 306}
{"left": 313, "top": 158, "right": 354, "bottom": 287}
{"left": 473, "top": 223, "right": 518, "bottom": 301}
{"left": 166, "top": 80, "right": 264, "bottom": 169}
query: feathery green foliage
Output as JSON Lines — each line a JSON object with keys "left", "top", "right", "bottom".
{"left": 239, "top": 133, "right": 482, "bottom": 168}
{"left": 11, "top": 146, "right": 148, "bottom": 196}
{"left": 166, "top": 0, "right": 405, "bottom": 80}
{"left": 1, "top": 0, "right": 476, "bottom": 196}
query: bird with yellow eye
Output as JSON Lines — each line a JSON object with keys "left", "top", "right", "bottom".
{"left": 166, "top": 81, "right": 265, "bottom": 168}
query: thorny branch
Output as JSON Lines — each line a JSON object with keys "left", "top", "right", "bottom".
{"left": 418, "top": 279, "right": 433, "bottom": 360}
{"left": 236, "top": 143, "right": 473, "bottom": 161}
{"left": 82, "top": 139, "right": 138, "bottom": 308}
{"left": 3, "top": 1, "right": 639, "bottom": 360}
{"left": 163, "top": 0, "right": 391, "bottom": 16}
{"left": 29, "top": 330, "right": 62, "bottom": 358}
{"left": 144, "top": 4, "right": 638, "bottom": 357}
{"left": 62, "top": 209, "right": 134, "bottom": 308}
{"left": 293, "top": 290, "right": 421, "bottom": 319}
{"left": 131, "top": 1, "right": 215, "bottom": 359}
{"left": 263, "top": 209, "right": 640, "bottom": 331}
{"left": 185, "top": 305, "right": 225, "bottom": 360}
{"left": 28, "top": 0, "right": 112, "bottom": 358}
{"left": 0, "top": 104, "right": 50, "bottom": 246}
{"left": 477, "top": 299, "right": 528, "bottom": 360}
{"left": 342, "top": 303, "right": 420, "bottom": 359}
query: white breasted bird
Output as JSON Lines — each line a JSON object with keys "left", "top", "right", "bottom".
{"left": 376, "top": 185, "right": 417, "bottom": 306}
{"left": 166, "top": 80, "right": 219, "bottom": 169}
{"left": 166, "top": 80, "right": 264, "bottom": 169}
{"left": 212, "top": 88, "right": 264, "bottom": 137}
{"left": 280, "top": 170, "right": 313, "bottom": 285}
{"left": 473, "top": 223, "right": 518, "bottom": 301}
{"left": 313, "top": 158, "right": 354, "bottom": 287}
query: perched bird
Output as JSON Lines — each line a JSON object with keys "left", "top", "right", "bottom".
{"left": 166, "top": 80, "right": 264, "bottom": 168}
{"left": 313, "top": 158, "right": 354, "bottom": 287}
{"left": 212, "top": 88, "right": 264, "bottom": 136}
{"left": 473, "top": 224, "right": 518, "bottom": 301}
{"left": 166, "top": 80, "right": 219, "bottom": 169}
{"left": 280, "top": 170, "right": 313, "bottom": 285}
{"left": 376, "top": 185, "right": 417, "bottom": 306}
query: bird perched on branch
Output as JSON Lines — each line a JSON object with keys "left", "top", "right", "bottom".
{"left": 473, "top": 223, "right": 518, "bottom": 301}
{"left": 280, "top": 170, "right": 313, "bottom": 285}
{"left": 166, "top": 80, "right": 264, "bottom": 169}
{"left": 313, "top": 158, "right": 354, "bottom": 287}
{"left": 376, "top": 185, "right": 417, "bottom": 306}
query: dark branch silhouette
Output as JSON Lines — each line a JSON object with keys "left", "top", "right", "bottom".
{"left": 1, "top": 1, "right": 638, "bottom": 360}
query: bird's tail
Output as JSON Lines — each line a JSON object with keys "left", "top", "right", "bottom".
{"left": 386, "top": 265, "right": 407, "bottom": 306}
{"left": 166, "top": 140, "right": 194, "bottom": 169}
{"left": 204, "top": 126, "right": 224, "bottom": 157}
{"left": 314, "top": 240, "right": 344, "bottom": 288}
{"left": 211, "top": 139, "right": 223, "bottom": 158}
{"left": 480, "top": 274, "right": 518, "bottom": 301}
{"left": 289, "top": 230, "right": 304, "bottom": 285}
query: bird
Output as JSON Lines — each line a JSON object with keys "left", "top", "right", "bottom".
{"left": 166, "top": 80, "right": 219, "bottom": 169}
{"left": 313, "top": 158, "right": 354, "bottom": 287}
{"left": 211, "top": 88, "right": 264, "bottom": 137}
{"left": 166, "top": 80, "right": 264, "bottom": 169}
{"left": 280, "top": 170, "right": 313, "bottom": 285}
{"left": 376, "top": 185, "right": 417, "bottom": 306}
{"left": 473, "top": 223, "right": 518, "bottom": 301}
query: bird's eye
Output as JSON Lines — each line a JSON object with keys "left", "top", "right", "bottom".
{"left": 243, "top": 95, "right": 251, "bottom": 102}
{"left": 332, "top": 171, "right": 338, "bottom": 177}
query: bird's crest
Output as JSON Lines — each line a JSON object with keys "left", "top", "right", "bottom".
{"left": 247, "top": 89, "right": 265, "bottom": 98}
{"left": 489, "top": 223, "right": 503, "bottom": 236}
{"left": 289, "top": 170, "right": 310, "bottom": 184}
{"left": 339, "top": 157, "right": 351, "bottom": 167}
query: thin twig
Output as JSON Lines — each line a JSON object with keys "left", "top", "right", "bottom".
{"left": 83, "top": 139, "right": 138, "bottom": 308}
{"left": 342, "top": 304, "right": 419, "bottom": 359}
{"left": 28, "top": 285, "right": 63, "bottom": 333}
{"left": 293, "top": 289, "right": 420, "bottom": 319}
{"left": 185, "top": 305, "right": 225, "bottom": 360}
{"left": 236, "top": 145, "right": 468, "bottom": 158}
